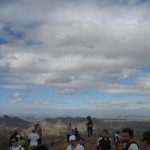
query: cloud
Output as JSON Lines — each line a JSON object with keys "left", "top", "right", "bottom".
{"left": 9, "top": 92, "right": 24, "bottom": 103}
{"left": 97, "top": 73, "right": 150, "bottom": 95}
{"left": 0, "top": 0, "right": 150, "bottom": 97}
{"left": 59, "top": 88, "right": 78, "bottom": 95}
{"left": 23, "top": 100, "right": 67, "bottom": 110}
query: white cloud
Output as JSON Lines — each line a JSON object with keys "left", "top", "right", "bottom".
{"left": 10, "top": 100, "right": 22, "bottom": 103}
{"left": 0, "top": 0, "right": 150, "bottom": 97}
{"left": 9, "top": 92, "right": 24, "bottom": 103}
{"left": 59, "top": 88, "right": 78, "bottom": 95}
{"left": 97, "top": 73, "right": 150, "bottom": 96}
{"left": 24, "top": 100, "right": 67, "bottom": 110}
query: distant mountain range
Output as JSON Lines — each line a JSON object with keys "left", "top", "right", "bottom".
{"left": 0, "top": 115, "right": 31, "bottom": 129}
{"left": 0, "top": 115, "right": 150, "bottom": 137}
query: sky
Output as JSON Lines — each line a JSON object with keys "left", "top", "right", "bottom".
{"left": 0, "top": 0, "right": 150, "bottom": 117}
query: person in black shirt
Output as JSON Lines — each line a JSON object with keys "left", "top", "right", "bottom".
{"left": 32, "top": 144, "right": 49, "bottom": 150}
{"left": 74, "top": 127, "right": 85, "bottom": 142}
{"left": 34, "top": 123, "right": 42, "bottom": 144}
{"left": 97, "top": 129, "right": 111, "bottom": 150}
{"left": 86, "top": 116, "right": 93, "bottom": 137}
{"left": 74, "top": 128, "right": 80, "bottom": 141}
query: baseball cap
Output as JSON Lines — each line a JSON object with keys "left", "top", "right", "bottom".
{"left": 69, "top": 135, "right": 76, "bottom": 141}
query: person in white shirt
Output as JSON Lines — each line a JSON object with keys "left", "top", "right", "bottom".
{"left": 121, "top": 128, "right": 138, "bottom": 150}
{"left": 9, "top": 137, "right": 25, "bottom": 150}
{"left": 28, "top": 129, "right": 39, "bottom": 149}
{"left": 114, "top": 131, "right": 120, "bottom": 143}
{"left": 67, "top": 135, "right": 84, "bottom": 150}
{"left": 66, "top": 122, "right": 73, "bottom": 143}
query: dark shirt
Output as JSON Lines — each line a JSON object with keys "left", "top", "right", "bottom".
{"left": 87, "top": 119, "right": 93, "bottom": 128}
{"left": 97, "top": 137, "right": 111, "bottom": 150}
{"left": 35, "top": 127, "right": 42, "bottom": 137}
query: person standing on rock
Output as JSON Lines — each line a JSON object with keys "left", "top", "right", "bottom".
{"left": 86, "top": 116, "right": 93, "bottom": 137}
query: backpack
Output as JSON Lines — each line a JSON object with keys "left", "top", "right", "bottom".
{"left": 125, "top": 140, "right": 138, "bottom": 150}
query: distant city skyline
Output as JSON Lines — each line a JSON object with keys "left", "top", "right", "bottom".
{"left": 0, "top": 0, "right": 150, "bottom": 117}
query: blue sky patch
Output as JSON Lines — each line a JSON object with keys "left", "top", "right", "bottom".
{"left": 0, "top": 38, "right": 8, "bottom": 45}
{"left": 3, "top": 26, "right": 24, "bottom": 39}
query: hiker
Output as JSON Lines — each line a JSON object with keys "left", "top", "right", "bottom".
{"left": 28, "top": 129, "right": 39, "bottom": 150}
{"left": 115, "top": 141, "right": 124, "bottom": 150}
{"left": 86, "top": 116, "right": 93, "bottom": 137}
{"left": 66, "top": 122, "right": 73, "bottom": 143}
{"left": 34, "top": 123, "right": 42, "bottom": 144}
{"left": 9, "top": 137, "right": 25, "bottom": 150}
{"left": 32, "top": 145, "right": 49, "bottom": 150}
{"left": 97, "top": 129, "right": 111, "bottom": 150}
{"left": 9, "top": 131, "right": 20, "bottom": 146}
{"left": 143, "top": 130, "right": 150, "bottom": 150}
{"left": 74, "top": 127, "right": 85, "bottom": 142}
{"left": 114, "top": 131, "right": 120, "bottom": 143}
{"left": 121, "top": 128, "right": 138, "bottom": 150}
{"left": 74, "top": 128, "right": 80, "bottom": 141}
{"left": 67, "top": 135, "right": 84, "bottom": 150}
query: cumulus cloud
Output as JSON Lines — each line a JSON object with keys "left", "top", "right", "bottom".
{"left": 0, "top": 0, "right": 150, "bottom": 98}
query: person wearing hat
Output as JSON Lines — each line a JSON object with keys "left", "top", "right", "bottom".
{"left": 66, "top": 135, "right": 84, "bottom": 150}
